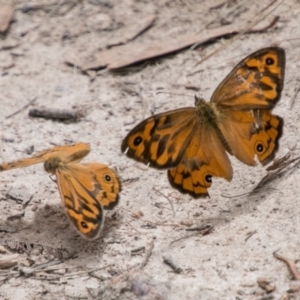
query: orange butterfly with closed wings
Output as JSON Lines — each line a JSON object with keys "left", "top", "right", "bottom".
{"left": 0, "top": 143, "right": 120, "bottom": 239}
{"left": 121, "top": 47, "right": 285, "bottom": 198}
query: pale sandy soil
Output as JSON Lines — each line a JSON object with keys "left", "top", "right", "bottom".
{"left": 0, "top": 1, "right": 300, "bottom": 299}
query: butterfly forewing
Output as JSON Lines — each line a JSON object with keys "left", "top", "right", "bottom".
{"left": 211, "top": 47, "right": 285, "bottom": 109}
{"left": 121, "top": 108, "right": 198, "bottom": 169}
{"left": 41, "top": 143, "right": 90, "bottom": 164}
{"left": 0, "top": 143, "right": 90, "bottom": 172}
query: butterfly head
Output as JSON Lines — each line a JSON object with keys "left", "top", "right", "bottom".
{"left": 194, "top": 95, "right": 206, "bottom": 107}
{"left": 44, "top": 157, "right": 62, "bottom": 174}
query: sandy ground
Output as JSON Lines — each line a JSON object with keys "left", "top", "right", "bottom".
{"left": 0, "top": 0, "right": 300, "bottom": 299}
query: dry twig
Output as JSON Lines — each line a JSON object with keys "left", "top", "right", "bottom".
{"left": 171, "top": 224, "right": 213, "bottom": 245}
{"left": 273, "top": 251, "right": 300, "bottom": 280}
{"left": 139, "top": 237, "right": 155, "bottom": 269}
{"left": 153, "top": 188, "right": 175, "bottom": 217}
{"left": 6, "top": 97, "right": 37, "bottom": 119}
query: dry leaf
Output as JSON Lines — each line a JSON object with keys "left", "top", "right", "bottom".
{"left": 80, "top": 17, "right": 278, "bottom": 70}
{"left": 0, "top": 3, "right": 14, "bottom": 33}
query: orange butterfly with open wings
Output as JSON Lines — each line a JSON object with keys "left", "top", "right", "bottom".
{"left": 0, "top": 143, "right": 120, "bottom": 239}
{"left": 121, "top": 47, "right": 285, "bottom": 198}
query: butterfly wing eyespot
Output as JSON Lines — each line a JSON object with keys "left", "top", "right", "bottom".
{"left": 205, "top": 174, "right": 212, "bottom": 183}
{"left": 266, "top": 57, "right": 274, "bottom": 65}
{"left": 104, "top": 174, "right": 111, "bottom": 182}
{"left": 81, "top": 221, "right": 88, "bottom": 228}
{"left": 256, "top": 143, "right": 264, "bottom": 153}
{"left": 133, "top": 136, "right": 143, "bottom": 146}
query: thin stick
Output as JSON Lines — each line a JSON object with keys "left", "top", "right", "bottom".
{"left": 131, "top": 246, "right": 145, "bottom": 254}
{"left": 6, "top": 97, "right": 37, "bottom": 119}
{"left": 153, "top": 188, "right": 175, "bottom": 217}
{"left": 6, "top": 212, "right": 25, "bottom": 221}
{"left": 88, "top": 264, "right": 115, "bottom": 279}
{"left": 139, "top": 237, "right": 155, "bottom": 269}
{"left": 185, "top": 224, "right": 212, "bottom": 232}
{"left": 126, "top": 221, "right": 141, "bottom": 233}
{"left": 245, "top": 230, "right": 257, "bottom": 242}
{"left": 170, "top": 225, "right": 213, "bottom": 245}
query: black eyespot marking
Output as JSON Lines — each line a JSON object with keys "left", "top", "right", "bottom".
{"left": 105, "top": 175, "right": 111, "bottom": 182}
{"left": 133, "top": 136, "right": 143, "bottom": 146}
{"left": 81, "top": 221, "right": 88, "bottom": 229}
{"left": 266, "top": 57, "right": 274, "bottom": 66}
{"left": 205, "top": 175, "right": 212, "bottom": 183}
{"left": 256, "top": 143, "right": 264, "bottom": 153}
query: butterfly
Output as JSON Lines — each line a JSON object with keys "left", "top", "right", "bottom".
{"left": 121, "top": 47, "right": 285, "bottom": 198}
{"left": 0, "top": 143, "right": 121, "bottom": 239}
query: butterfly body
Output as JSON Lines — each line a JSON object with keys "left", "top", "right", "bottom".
{"left": 122, "top": 47, "right": 285, "bottom": 198}
{"left": 1, "top": 143, "right": 120, "bottom": 240}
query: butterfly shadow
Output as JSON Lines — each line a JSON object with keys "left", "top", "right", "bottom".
{"left": 1, "top": 206, "right": 122, "bottom": 266}
{"left": 1, "top": 203, "right": 66, "bottom": 245}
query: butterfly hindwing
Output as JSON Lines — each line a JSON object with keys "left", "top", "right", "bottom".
{"left": 82, "top": 163, "right": 121, "bottom": 210}
{"left": 218, "top": 110, "right": 283, "bottom": 166}
{"left": 167, "top": 124, "right": 233, "bottom": 198}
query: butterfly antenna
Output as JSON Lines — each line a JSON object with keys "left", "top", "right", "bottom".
{"left": 156, "top": 91, "right": 194, "bottom": 98}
